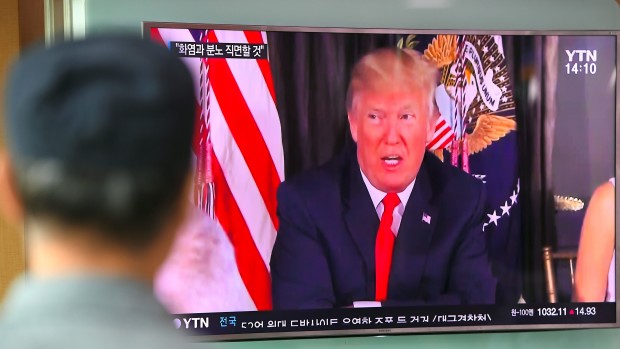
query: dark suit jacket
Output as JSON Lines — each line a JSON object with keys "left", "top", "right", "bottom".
{"left": 270, "top": 147, "right": 497, "bottom": 309}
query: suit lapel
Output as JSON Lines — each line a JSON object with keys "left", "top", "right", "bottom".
{"left": 342, "top": 154, "right": 380, "bottom": 297}
{"left": 388, "top": 157, "right": 438, "bottom": 299}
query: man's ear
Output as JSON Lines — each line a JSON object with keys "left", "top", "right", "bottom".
{"left": 348, "top": 113, "right": 358, "bottom": 143}
{"left": 0, "top": 151, "right": 25, "bottom": 224}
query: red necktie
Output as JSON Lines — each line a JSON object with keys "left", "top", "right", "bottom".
{"left": 375, "top": 193, "right": 400, "bottom": 301}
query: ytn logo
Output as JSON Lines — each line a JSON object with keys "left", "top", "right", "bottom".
{"left": 179, "top": 317, "right": 209, "bottom": 329}
{"left": 565, "top": 50, "right": 597, "bottom": 63}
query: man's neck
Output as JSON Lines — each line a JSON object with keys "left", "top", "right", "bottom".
{"left": 359, "top": 168, "right": 416, "bottom": 210}
{"left": 27, "top": 221, "right": 155, "bottom": 283}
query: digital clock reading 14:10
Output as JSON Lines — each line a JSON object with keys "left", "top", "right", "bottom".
{"left": 565, "top": 62, "right": 597, "bottom": 75}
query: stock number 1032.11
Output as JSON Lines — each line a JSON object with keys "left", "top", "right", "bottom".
{"left": 565, "top": 62, "right": 597, "bottom": 75}
{"left": 537, "top": 307, "right": 597, "bottom": 316}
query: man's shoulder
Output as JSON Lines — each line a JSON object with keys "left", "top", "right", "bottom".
{"left": 422, "top": 152, "right": 483, "bottom": 200}
{"left": 0, "top": 325, "right": 189, "bottom": 349}
{"left": 278, "top": 147, "right": 351, "bottom": 200}
{"left": 0, "top": 275, "right": 189, "bottom": 349}
{"left": 0, "top": 297, "right": 188, "bottom": 349}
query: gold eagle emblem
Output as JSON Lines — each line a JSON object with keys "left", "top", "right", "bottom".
{"left": 467, "top": 114, "right": 516, "bottom": 155}
{"left": 396, "top": 34, "right": 516, "bottom": 161}
{"left": 423, "top": 34, "right": 458, "bottom": 68}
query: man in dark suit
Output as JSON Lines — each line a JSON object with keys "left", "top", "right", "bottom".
{"left": 270, "top": 47, "right": 496, "bottom": 309}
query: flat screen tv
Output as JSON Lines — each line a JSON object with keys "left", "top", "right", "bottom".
{"left": 143, "top": 22, "right": 619, "bottom": 340}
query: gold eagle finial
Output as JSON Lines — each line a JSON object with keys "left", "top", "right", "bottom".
{"left": 467, "top": 114, "right": 517, "bottom": 155}
{"left": 554, "top": 195, "right": 585, "bottom": 211}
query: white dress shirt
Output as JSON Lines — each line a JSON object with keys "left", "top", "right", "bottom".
{"left": 359, "top": 169, "right": 415, "bottom": 236}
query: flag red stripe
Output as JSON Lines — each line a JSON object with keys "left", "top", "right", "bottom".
{"left": 427, "top": 126, "right": 451, "bottom": 149}
{"left": 207, "top": 30, "right": 280, "bottom": 229}
{"left": 150, "top": 28, "right": 166, "bottom": 45}
{"left": 430, "top": 132, "right": 453, "bottom": 150}
{"left": 212, "top": 153, "right": 273, "bottom": 310}
{"left": 438, "top": 136, "right": 453, "bottom": 149}
{"left": 243, "top": 31, "right": 277, "bottom": 103}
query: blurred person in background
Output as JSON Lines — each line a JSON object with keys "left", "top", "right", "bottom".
{"left": 573, "top": 178, "right": 615, "bottom": 302}
{"left": 155, "top": 206, "right": 256, "bottom": 313}
{"left": 0, "top": 36, "right": 196, "bottom": 348}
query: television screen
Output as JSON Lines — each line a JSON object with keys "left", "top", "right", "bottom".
{"left": 144, "top": 22, "right": 618, "bottom": 340}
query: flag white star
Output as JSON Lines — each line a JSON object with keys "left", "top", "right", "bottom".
{"left": 495, "top": 66, "right": 501, "bottom": 73}
{"left": 489, "top": 56, "right": 495, "bottom": 63}
{"left": 510, "top": 191, "right": 518, "bottom": 204}
{"left": 499, "top": 76, "right": 505, "bottom": 82}
{"left": 501, "top": 86, "right": 508, "bottom": 93}
{"left": 487, "top": 210, "right": 500, "bottom": 226}
{"left": 501, "top": 96, "right": 508, "bottom": 103}
{"left": 472, "top": 174, "right": 487, "bottom": 183}
{"left": 500, "top": 202, "right": 511, "bottom": 216}
{"left": 483, "top": 46, "right": 489, "bottom": 54}
{"left": 477, "top": 39, "right": 481, "bottom": 46}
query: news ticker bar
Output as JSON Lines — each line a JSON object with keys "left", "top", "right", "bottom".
{"left": 172, "top": 303, "right": 616, "bottom": 336}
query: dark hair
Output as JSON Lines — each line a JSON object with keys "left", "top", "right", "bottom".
{"left": 5, "top": 36, "right": 196, "bottom": 248}
{"left": 13, "top": 159, "right": 189, "bottom": 248}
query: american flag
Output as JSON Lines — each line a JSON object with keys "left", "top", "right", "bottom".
{"left": 151, "top": 27, "right": 284, "bottom": 311}
{"left": 426, "top": 118, "right": 455, "bottom": 150}
{"left": 422, "top": 212, "right": 432, "bottom": 224}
